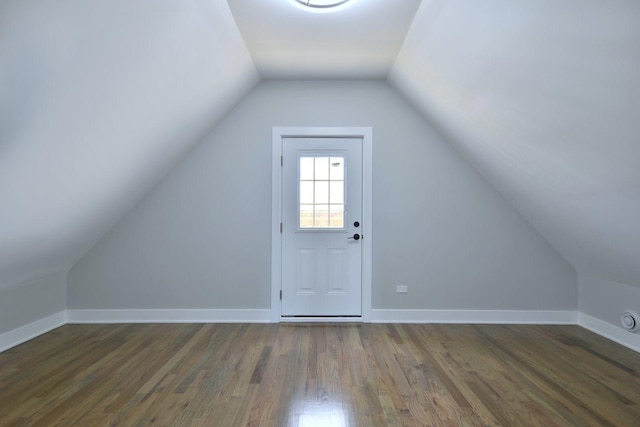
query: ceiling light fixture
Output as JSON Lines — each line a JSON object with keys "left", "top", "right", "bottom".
{"left": 294, "top": 0, "right": 351, "bottom": 9}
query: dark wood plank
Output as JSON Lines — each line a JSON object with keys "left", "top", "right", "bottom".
{"left": 0, "top": 323, "right": 639, "bottom": 426}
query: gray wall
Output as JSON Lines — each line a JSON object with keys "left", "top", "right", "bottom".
{"left": 68, "top": 80, "right": 577, "bottom": 311}
{"left": 0, "top": 271, "right": 66, "bottom": 334}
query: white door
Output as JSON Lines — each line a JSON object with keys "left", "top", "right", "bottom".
{"left": 281, "top": 137, "right": 363, "bottom": 317}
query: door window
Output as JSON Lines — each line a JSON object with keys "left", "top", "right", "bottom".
{"left": 299, "top": 156, "right": 345, "bottom": 229}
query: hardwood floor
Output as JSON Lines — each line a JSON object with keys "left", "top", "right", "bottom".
{"left": 1, "top": 323, "right": 639, "bottom": 426}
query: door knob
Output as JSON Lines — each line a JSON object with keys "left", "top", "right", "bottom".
{"left": 348, "top": 233, "right": 361, "bottom": 241}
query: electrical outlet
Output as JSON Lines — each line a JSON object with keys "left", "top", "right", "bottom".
{"left": 396, "top": 285, "right": 408, "bottom": 293}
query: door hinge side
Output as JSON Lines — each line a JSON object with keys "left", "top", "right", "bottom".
{"left": 280, "top": 222, "right": 283, "bottom": 233}
{"left": 281, "top": 155, "right": 283, "bottom": 167}
{"left": 279, "top": 290, "right": 282, "bottom": 300}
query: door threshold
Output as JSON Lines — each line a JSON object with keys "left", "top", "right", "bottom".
{"left": 280, "top": 316, "right": 363, "bottom": 323}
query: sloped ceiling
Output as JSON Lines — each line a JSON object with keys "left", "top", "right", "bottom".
{"left": 390, "top": 0, "right": 640, "bottom": 286}
{"left": 0, "top": 0, "right": 259, "bottom": 288}
{"left": 2, "top": 0, "right": 638, "bottom": 293}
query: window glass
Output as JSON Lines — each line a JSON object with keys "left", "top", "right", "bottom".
{"left": 299, "top": 156, "right": 345, "bottom": 229}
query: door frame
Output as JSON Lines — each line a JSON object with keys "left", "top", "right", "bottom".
{"left": 271, "top": 127, "right": 373, "bottom": 323}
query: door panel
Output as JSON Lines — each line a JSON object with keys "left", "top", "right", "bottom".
{"left": 296, "top": 248, "right": 317, "bottom": 294}
{"left": 327, "top": 248, "right": 347, "bottom": 294}
{"left": 281, "top": 137, "right": 363, "bottom": 317}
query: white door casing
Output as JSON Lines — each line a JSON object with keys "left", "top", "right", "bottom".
{"left": 271, "top": 127, "right": 372, "bottom": 322}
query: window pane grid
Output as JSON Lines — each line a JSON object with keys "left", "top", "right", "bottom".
{"left": 299, "top": 156, "right": 344, "bottom": 229}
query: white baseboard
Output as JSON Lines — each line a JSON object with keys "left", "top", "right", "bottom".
{"left": 4, "top": 310, "right": 639, "bottom": 355}
{"left": 370, "top": 309, "right": 578, "bottom": 324}
{"left": 578, "top": 313, "right": 640, "bottom": 353}
{"left": 66, "top": 309, "right": 272, "bottom": 324}
{"left": 0, "top": 311, "right": 67, "bottom": 354}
